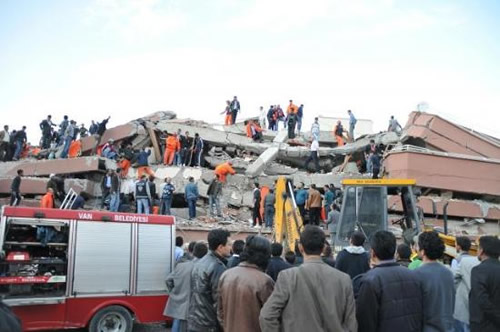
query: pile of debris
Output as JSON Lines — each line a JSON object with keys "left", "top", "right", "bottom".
{"left": 0, "top": 110, "right": 498, "bottom": 236}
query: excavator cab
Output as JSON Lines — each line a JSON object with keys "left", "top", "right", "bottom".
{"left": 334, "top": 179, "right": 421, "bottom": 252}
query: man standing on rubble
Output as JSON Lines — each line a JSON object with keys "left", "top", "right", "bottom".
{"left": 334, "top": 120, "right": 346, "bottom": 146}
{"left": 185, "top": 176, "right": 199, "bottom": 220}
{"left": 267, "top": 106, "right": 276, "bottom": 131}
{"left": 215, "top": 161, "right": 236, "bottom": 183}
{"left": 287, "top": 113, "right": 297, "bottom": 139}
{"left": 179, "top": 131, "right": 192, "bottom": 166}
{"left": 39, "top": 115, "right": 55, "bottom": 149}
{"left": 0, "top": 125, "right": 10, "bottom": 161}
{"left": 109, "top": 169, "right": 121, "bottom": 212}
{"left": 92, "top": 116, "right": 110, "bottom": 155}
{"left": 297, "top": 104, "right": 304, "bottom": 134}
{"left": 10, "top": 169, "right": 23, "bottom": 206}
{"left": 89, "top": 120, "right": 98, "bottom": 135}
{"left": 192, "top": 133, "right": 204, "bottom": 167}
{"left": 311, "top": 117, "right": 320, "bottom": 141}
{"left": 135, "top": 174, "right": 152, "bottom": 214}
{"left": 259, "top": 106, "right": 267, "bottom": 129}
{"left": 252, "top": 182, "right": 263, "bottom": 228}
{"left": 160, "top": 177, "right": 175, "bottom": 215}
{"left": 230, "top": 96, "right": 240, "bottom": 124}
{"left": 347, "top": 110, "right": 357, "bottom": 141}
{"left": 264, "top": 188, "right": 275, "bottom": 229}
{"left": 305, "top": 184, "right": 322, "bottom": 225}
{"left": 295, "top": 182, "right": 308, "bottom": 220}
{"left": 388, "top": 115, "right": 403, "bottom": 133}
{"left": 164, "top": 132, "right": 180, "bottom": 166}
{"left": 13, "top": 126, "right": 27, "bottom": 161}
{"left": 60, "top": 120, "right": 75, "bottom": 159}
{"left": 188, "top": 229, "right": 231, "bottom": 332}
{"left": 174, "top": 129, "right": 183, "bottom": 166}
{"left": 58, "top": 115, "right": 69, "bottom": 144}
{"left": 207, "top": 175, "right": 223, "bottom": 218}
{"left": 304, "top": 137, "right": 320, "bottom": 173}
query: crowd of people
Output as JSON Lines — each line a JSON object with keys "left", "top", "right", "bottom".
{"left": 165, "top": 226, "right": 500, "bottom": 332}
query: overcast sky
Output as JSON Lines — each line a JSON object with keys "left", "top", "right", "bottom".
{"left": 1, "top": 0, "right": 499, "bottom": 144}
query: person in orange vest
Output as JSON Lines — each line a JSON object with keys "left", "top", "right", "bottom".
{"left": 220, "top": 100, "right": 232, "bottom": 125}
{"left": 333, "top": 120, "right": 346, "bottom": 146}
{"left": 287, "top": 99, "right": 298, "bottom": 115}
{"left": 245, "top": 120, "right": 263, "bottom": 141}
{"left": 40, "top": 188, "right": 55, "bottom": 208}
{"left": 164, "top": 133, "right": 180, "bottom": 165}
{"left": 214, "top": 161, "right": 236, "bottom": 183}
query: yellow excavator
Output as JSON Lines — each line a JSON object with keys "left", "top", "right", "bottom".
{"left": 273, "top": 177, "right": 303, "bottom": 251}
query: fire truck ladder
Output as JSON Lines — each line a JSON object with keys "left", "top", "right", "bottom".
{"left": 60, "top": 188, "right": 77, "bottom": 210}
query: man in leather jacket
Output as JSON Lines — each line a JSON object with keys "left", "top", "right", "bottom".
{"left": 188, "top": 229, "right": 231, "bottom": 332}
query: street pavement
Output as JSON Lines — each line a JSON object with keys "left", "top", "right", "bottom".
{"left": 52, "top": 323, "right": 170, "bottom": 331}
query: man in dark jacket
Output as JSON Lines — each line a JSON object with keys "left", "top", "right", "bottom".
{"left": 227, "top": 240, "right": 244, "bottom": 268}
{"left": 207, "top": 175, "right": 223, "bottom": 217}
{"left": 335, "top": 231, "right": 370, "bottom": 279}
{"left": 356, "top": 230, "right": 423, "bottom": 332}
{"left": 184, "top": 177, "right": 199, "bottom": 220}
{"left": 40, "top": 115, "right": 55, "bottom": 149}
{"left": 10, "top": 169, "right": 23, "bottom": 206}
{"left": 13, "top": 126, "right": 27, "bottom": 160}
{"left": 252, "top": 182, "right": 263, "bottom": 228}
{"left": 230, "top": 96, "right": 240, "bottom": 124}
{"left": 188, "top": 229, "right": 231, "bottom": 332}
{"left": 470, "top": 235, "right": 500, "bottom": 332}
{"left": 266, "top": 242, "right": 292, "bottom": 281}
{"left": 47, "top": 174, "right": 66, "bottom": 205}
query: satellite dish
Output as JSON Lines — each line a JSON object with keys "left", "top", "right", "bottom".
{"left": 417, "top": 102, "right": 429, "bottom": 112}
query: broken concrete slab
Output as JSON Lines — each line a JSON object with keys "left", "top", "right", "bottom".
{"left": 0, "top": 177, "right": 99, "bottom": 196}
{"left": 330, "top": 131, "right": 400, "bottom": 155}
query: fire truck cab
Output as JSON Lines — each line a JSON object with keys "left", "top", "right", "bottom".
{"left": 0, "top": 206, "right": 175, "bottom": 331}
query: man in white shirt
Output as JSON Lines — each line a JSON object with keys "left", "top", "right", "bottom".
{"left": 304, "top": 138, "right": 320, "bottom": 172}
{"left": 0, "top": 125, "right": 10, "bottom": 161}
{"left": 259, "top": 106, "right": 267, "bottom": 130}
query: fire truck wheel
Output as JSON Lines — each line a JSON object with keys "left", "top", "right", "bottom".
{"left": 88, "top": 305, "right": 133, "bottom": 332}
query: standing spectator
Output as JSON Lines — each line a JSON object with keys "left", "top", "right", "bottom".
{"left": 260, "top": 225, "right": 357, "bottom": 332}
{"left": 214, "top": 161, "right": 236, "bottom": 183}
{"left": 295, "top": 182, "right": 308, "bottom": 220}
{"left": 252, "top": 182, "right": 263, "bottom": 228}
{"left": 13, "top": 126, "right": 27, "bottom": 160}
{"left": 267, "top": 106, "right": 276, "bottom": 131}
{"left": 266, "top": 242, "right": 292, "bottom": 282}
{"left": 60, "top": 121, "right": 75, "bottom": 159}
{"left": 310, "top": 117, "right": 320, "bottom": 141}
{"left": 58, "top": 115, "right": 69, "bottom": 141}
{"left": 470, "top": 235, "right": 500, "bottom": 332}
{"left": 297, "top": 104, "right": 304, "bottom": 134}
{"left": 284, "top": 250, "right": 296, "bottom": 265}
{"left": 221, "top": 100, "right": 232, "bottom": 125}
{"left": 179, "top": 131, "right": 192, "bottom": 166}
{"left": 388, "top": 115, "right": 403, "bottom": 133}
{"left": 370, "top": 152, "right": 381, "bottom": 179}
{"left": 304, "top": 138, "right": 320, "bottom": 173}
{"left": 326, "top": 203, "right": 340, "bottom": 246}
{"left": 164, "top": 242, "right": 208, "bottom": 332}
{"left": 365, "top": 139, "right": 377, "bottom": 174}
{"left": 173, "top": 129, "right": 183, "bottom": 166}
{"left": 305, "top": 184, "right": 322, "bottom": 225}
{"left": 188, "top": 229, "right": 231, "bottom": 332}
{"left": 264, "top": 188, "right": 276, "bottom": 229}
{"left": 396, "top": 243, "right": 412, "bottom": 267}
{"left": 0, "top": 125, "right": 9, "bottom": 161}
{"left": 287, "top": 99, "right": 298, "bottom": 115}
{"left": 230, "top": 96, "right": 240, "bottom": 124}
{"left": 207, "top": 175, "right": 222, "bottom": 217}
{"left": 218, "top": 235, "right": 274, "bottom": 332}
{"left": 335, "top": 231, "right": 370, "bottom": 279}
{"left": 192, "top": 133, "right": 204, "bottom": 167}
{"left": 175, "top": 236, "right": 184, "bottom": 262}
{"left": 89, "top": 120, "right": 98, "bottom": 135}
{"left": 79, "top": 124, "right": 88, "bottom": 138}
{"left": 356, "top": 230, "right": 423, "bottom": 332}
{"left": 227, "top": 239, "right": 245, "bottom": 268}
{"left": 259, "top": 106, "right": 267, "bottom": 130}
{"left": 7, "top": 130, "right": 17, "bottom": 161}
{"left": 347, "top": 109, "right": 357, "bottom": 141}
{"left": 287, "top": 113, "right": 297, "bottom": 139}
{"left": 164, "top": 132, "right": 180, "bottom": 165}
{"left": 275, "top": 105, "right": 285, "bottom": 130}
{"left": 40, "top": 188, "right": 55, "bottom": 208}
{"left": 135, "top": 174, "right": 152, "bottom": 214}
{"left": 10, "top": 169, "right": 23, "bottom": 206}
{"left": 323, "top": 185, "right": 334, "bottom": 217}
{"left": 92, "top": 116, "right": 110, "bottom": 155}
{"left": 160, "top": 177, "right": 175, "bottom": 215}
{"left": 100, "top": 169, "right": 113, "bottom": 209}
{"left": 109, "top": 169, "right": 121, "bottom": 212}
{"left": 184, "top": 176, "right": 199, "bottom": 220}
{"left": 453, "top": 236, "right": 480, "bottom": 332}
{"left": 415, "top": 231, "right": 455, "bottom": 332}
{"left": 148, "top": 175, "right": 157, "bottom": 210}
{"left": 39, "top": 115, "right": 54, "bottom": 149}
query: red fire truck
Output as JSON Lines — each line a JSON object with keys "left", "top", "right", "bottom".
{"left": 0, "top": 206, "right": 175, "bottom": 331}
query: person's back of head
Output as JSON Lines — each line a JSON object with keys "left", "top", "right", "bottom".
{"left": 188, "top": 241, "right": 196, "bottom": 254}
{"left": 397, "top": 243, "right": 412, "bottom": 260}
{"left": 271, "top": 242, "right": 283, "bottom": 257}
{"left": 241, "top": 235, "right": 271, "bottom": 271}
{"left": 456, "top": 236, "right": 471, "bottom": 253}
{"left": 370, "top": 230, "right": 396, "bottom": 261}
{"left": 351, "top": 231, "right": 366, "bottom": 247}
{"left": 175, "top": 236, "right": 184, "bottom": 248}
{"left": 322, "top": 242, "right": 333, "bottom": 258}
{"left": 284, "top": 251, "right": 296, "bottom": 265}
{"left": 300, "top": 225, "right": 326, "bottom": 256}
{"left": 208, "top": 228, "right": 231, "bottom": 251}
{"left": 478, "top": 235, "right": 500, "bottom": 260}
{"left": 232, "top": 239, "right": 245, "bottom": 256}
{"left": 418, "top": 231, "right": 445, "bottom": 261}
{"left": 193, "top": 242, "right": 208, "bottom": 259}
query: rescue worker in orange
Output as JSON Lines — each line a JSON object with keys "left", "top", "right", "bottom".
{"left": 220, "top": 100, "right": 232, "bottom": 125}
{"left": 245, "top": 120, "right": 263, "bottom": 141}
{"left": 333, "top": 120, "right": 346, "bottom": 146}
{"left": 40, "top": 188, "right": 55, "bottom": 208}
{"left": 164, "top": 133, "right": 180, "bottom": 166}
{"left": 215, "top": 161, "right": 236, "bottom": 183}
{"left": 287, "top": 99, "right": 298, "bottom": 115}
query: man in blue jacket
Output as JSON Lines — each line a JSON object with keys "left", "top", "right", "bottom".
{"left": 295, "top": 182, "right": 308, "bottom": 220}
{"left": 356, "top": 230, "right": 423, "bottom": 332}
{"left": 185, "top": 176, "right": 199, "bottom": 220}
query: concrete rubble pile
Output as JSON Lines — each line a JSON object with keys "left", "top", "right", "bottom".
{"left": 0, "top": 110, "right": 498, "bottom": 236}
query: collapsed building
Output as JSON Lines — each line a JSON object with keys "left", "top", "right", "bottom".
{"left": 0, "top": 110, "right": 498, "bottom": 240}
